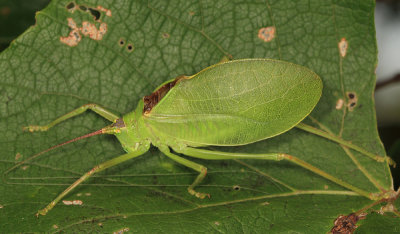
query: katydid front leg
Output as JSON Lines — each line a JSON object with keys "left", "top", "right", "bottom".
{"left": 36, "top": 149, "right": 147, "bottom": 216}
{"left": 4, "top": 104, "right": 122, "bottom": 178}
{"left": 24, "top": 103, "right": 119, "bottom": 132}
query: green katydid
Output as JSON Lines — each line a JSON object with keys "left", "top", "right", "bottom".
{"left": 4, "top": 59, "right": 391, "bottom": 216}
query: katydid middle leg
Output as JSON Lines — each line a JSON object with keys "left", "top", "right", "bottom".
{"left": 173, "top": 146, "right": 373, "bottom": 199}
{"left": 24, "top": 103, "right": 119, "bottom": 132}
{"left": 157, "top": 145, "right": 209, "bottom": 199}
{"left": 36, "top": 149, "right": 147, "bottom": 216}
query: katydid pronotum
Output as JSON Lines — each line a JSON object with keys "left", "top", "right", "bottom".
{"left": 4, "top": 59, "right": 392, "bottom": 216}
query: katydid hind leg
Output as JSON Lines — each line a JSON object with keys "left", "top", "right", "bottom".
{"left": 158, "top": 146, "right": 209, "bottom": 199}
{"left": 173, "top": 147, "right": 372, "bottom": 199}
{"left": 36, "top": 150, "right": 147, "bottom": 216}
{"left": 173, "top": 147, "right": 284, "bottom": 161}
{"left": 24, "top": 103, "right": 120, "bottom": 132}
{"left": 296, "top": 122, "right": 394, "bottom": 165}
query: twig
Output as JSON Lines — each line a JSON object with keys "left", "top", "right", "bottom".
{"left": 376, "top": 73, "right": 400, "bottom": 91}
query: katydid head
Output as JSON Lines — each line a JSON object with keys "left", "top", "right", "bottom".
{"left": 112, "top": 101, "right": 151, "bottom": 153}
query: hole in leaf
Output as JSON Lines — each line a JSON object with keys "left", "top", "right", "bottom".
{"left": 233, "top": 185, "right": 240, "bottom": 191}
{"left": 119, "top": 38, "right": 125, "bottom": 46}
{"left": 89, "top": 8, "right": 101, "bottom": 21}
{"left": 79, "top": 5, "right": 87, "bottom": 11}
{"left": 127, "top": 44, "right": 134, "bottom": 52}
{"left": 66, "top": 2, "right": 75, "bottom": 10}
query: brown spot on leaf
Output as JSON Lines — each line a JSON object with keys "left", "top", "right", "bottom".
{"left": 15, "top": 153, "right": 22, "bottom": 161}
{"left": 330, "top": 213, "right": 365, "bottom": 234}
{"left": 81, "top": 21, "right": 107, "bottom": 40}
{"left": 61, "top": 3, "right": 111, "bottom": 47}
{"left": 62, "top": 200, "right": 83, "bottom": 205}
{"left": 339, "top": 38, "right": 348, "bottom": 57}
{"left": 72, "top": 200, "right": 83, "bottom": 205}
{"left": 60, "top": 18, "right": 81, "bottom": 47}
{"left": 258, "top": 26, "right": 276, "bottom": 42}
{"left": 53, "top": 224, "right": 59, "bottom": 229}
{"left": 61, "top": 18, "right": 108, "bottom": 47}
{"left": 97, "top": 5, "right": 112, "bottom": 17}
{"left": 379, "top": 203, "right": 397, "bottom": 214}
{"left": 336, "top": 99, "right": 344, "bottom": 110}
{"left": 162, "top": 32, "right": 170, "bottom": 39}
{"left": 233, "top": 185, "right": 241, "bottom": 191}
{"left": 346, "top": 92, "right": 357, "bottom": 111}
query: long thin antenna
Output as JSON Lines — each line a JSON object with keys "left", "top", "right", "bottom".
{"left": 4, "top": 129, "right": 104, "bottom": 176}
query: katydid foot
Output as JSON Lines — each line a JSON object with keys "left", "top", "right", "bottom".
{"left": 23, "top": 125, "right": 49, "bottom": 132}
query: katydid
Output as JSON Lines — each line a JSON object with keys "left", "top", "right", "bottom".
{"left": 4, "top": 59, "right": 389, "bottom": 216}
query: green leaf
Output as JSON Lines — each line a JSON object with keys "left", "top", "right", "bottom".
{"left": 0, "top": 0, "right": 398, "bottom": 232}
{"left": 355, "top": 212, "right": 400, "bottom": 233}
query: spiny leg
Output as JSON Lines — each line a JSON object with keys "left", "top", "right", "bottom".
{"left": 158, "top": 146, "right": 209, "bottom": 199}
{"left": 173, "top": 146, "right": 373, "bottom": 199}
{"left": 25, "top": 103, "right": 120, "bottom": 132}
{"left": 37, "top": 150, "right": 147, "bottom": 216}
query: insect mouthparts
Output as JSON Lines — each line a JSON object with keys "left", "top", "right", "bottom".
{"left": 111, "top": 118, "right": 126, "bottom": 128}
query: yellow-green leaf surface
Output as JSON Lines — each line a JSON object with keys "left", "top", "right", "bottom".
{"left": 0, "top": 0, "right": 398, "bottom": 232}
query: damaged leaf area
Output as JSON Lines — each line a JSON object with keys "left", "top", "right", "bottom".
{"left": 346, "top": 91, "right": 358, "bottom": 111}
{"left": 62, "top": 200, "right": 83, "bottom": 206}
{"left": 60, "top": 2, "right": 111, "bottom": 47}
{"left": 258, "top": 26, "right": 276, "bottom": 42}
{"left": 339, "top": 37, "right": 348, "bottom": 57}
{"left": 330, "top": 213, "right": 366, "bottom": 233}
{"left": 0, "top": 0, "right": 398, "bottom": 233}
